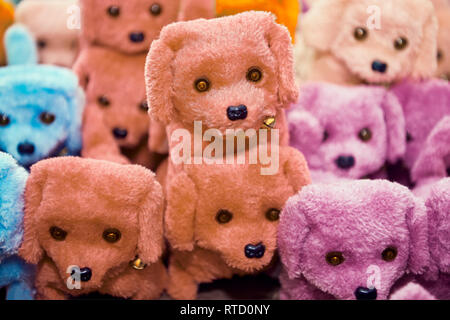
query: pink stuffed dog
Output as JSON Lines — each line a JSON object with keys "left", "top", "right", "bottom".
{"left": 299, "top": 0, "right": 438, "bottom": 85}
{"left": 287, "top": 83, "right": 405, "bottom": 181}
{"left": 278, "top": 180, "right": 429, "bottom": 300}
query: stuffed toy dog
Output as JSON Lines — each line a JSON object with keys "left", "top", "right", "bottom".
{"left": 278, "top": 180, "right": 429, "bottom": 300}
{"left": 14, "top": 0, "right": 79, "bottom": 68}
{"left": 298, "top": 0, "right": 438, "bottom": 85}
{"left": 0, "top": 152, "right": 35, "bottom": 300}
{"left": 0, "top": 0, "right": 14, "bottom": 66}
{"left": 0, "top": 25, "right": 85, "bottom": 169}
{"left": 165, "top": 147, "right": 310, "bottom": 299}
{"left": 19, "top": 157, "right": 167, "bottom": 300}
{"left": 431, "top": 0, "right": 450, "bottom": 81}
{"left": 288, "top": 83, "right": 405, "bottom": 181}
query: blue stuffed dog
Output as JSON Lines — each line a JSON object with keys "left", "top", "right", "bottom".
{"left": 0, "top": 152, "right": 35, "bottom": 300}
{"left": 0, "top": 25, "right": 84, "bottom": 169}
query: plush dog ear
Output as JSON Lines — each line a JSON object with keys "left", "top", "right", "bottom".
{"left": 178, "top": 0, "right": 215, "bottom": 21}
{"left": 66, "top": 87, "right": 86, "bottom": 155}
{"left": 281, "top": 147, "right": 311, "bottom": 193}
{"left": 4, "top": 24, "right": 38, "bottom": 66}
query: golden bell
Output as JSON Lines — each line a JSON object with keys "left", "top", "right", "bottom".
{"left": 130, "top": 257, "right": 146, "bottom": 270}
{"left": 262, "top": 117, "right": 276, "bottom": 129}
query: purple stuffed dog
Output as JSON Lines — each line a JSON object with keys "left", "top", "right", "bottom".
{"left": 288, "top": 83, "right": 405, "bottom": 182}
{"left": 278, "top": 180, "right": 429, "bottom": 300}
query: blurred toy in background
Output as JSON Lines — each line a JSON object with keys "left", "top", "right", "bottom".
{"left": 19, "top": 157, "right": 167, "bottom": 300}
{"left": 288, "top": 83, "right": 405, "bottom": 182}
{"left": 14, "top": 0, "right": 79, "bottom": 68}
{"left": 0, "top": 0, "right": 13, "bottom": 66}
{"left": 278, "top": 180, "right": 429, "bottom": 300}
{"left": 165, "top": 147, "right": 310, "bottom": 299}
{"left": 430, "top": 0, "right": 450, "bottom": 80}
{"left": 0, "top": 152, "right": 35, "bottom": 300}
{"left": 296, "top": 0, "right": 438, "bottom": 85}
{"left": 0, "top": 25, "right": 85, "bottom": 169}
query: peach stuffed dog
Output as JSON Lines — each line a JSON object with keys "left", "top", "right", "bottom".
{"left": 19, "top": 157, "right": 166, "bottom": 300}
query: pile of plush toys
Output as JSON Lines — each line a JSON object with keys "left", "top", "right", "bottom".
{"left": 0, "top": 0, "right": 448, "bottom": 300}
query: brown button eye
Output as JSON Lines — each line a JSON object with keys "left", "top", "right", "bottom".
{"left": 266, "top": 208, "right": 280, "bottom": 222}
{"left": 326, "top": 251, "right": 345, "bottom": 266}
{"left": 103, "top": 228, "right": 121, "bottom": 243}
{"left": 216, "top": 209, "right": 233, "bottom": 224}
{"left": 40, "top": 112, "right": 55, "bottom": 125}
{"left": 150, "top": 3, "right": 162, "bottom": 16}
{"left": 107, "top": 6, "right": 120, "bottom": 17}
{"left": 246, "top": 67, "right": 262, "bottom": 82}
{"left": 358, "top": 128, "right": 372, "bottom": 142}
{"left": 139, "top": 101, "right": 149, "bottom": 112}
{"left": 195, "top": 78, "right": 210, "bottom": 92}
{"left": 37, "top": 39, "right": 47, "bottom": 49}
{"left": 382, "top": 246, "right": 397, "bottom": 262}
{"left": 97, "top": 95, "right": 110, "bottom": 107}
{"left": 0, "top": 113, "right": 10, "bottom": 126}
{"left": 394, "top": 37, "right": 408, "bottom": 50}
{"left": 354, "top": 27, "right": 368, "bottom": 41}
{"left": 50, "top": 226, "right": 67, "bottom": 241}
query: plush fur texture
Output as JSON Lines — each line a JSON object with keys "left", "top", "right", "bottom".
{"left": 288, "top": 83, "right": 405, "bottom": 181}
{"left": 430, "top": 0, "right": 450, "bottom": 80}
{"left": 165, "top": 147, "right": 310, "bottom": 299}
{"left": 278, "top": 180, "right": 429, "bottom": 300}
{"left": 299, "top": 0, "right": 438, "bottom": 85}
{"left": 390, "top": 282, "right": 435, "bottom": 300}
{"left": 19, "top": 157, "right": 167, "bottom": 299}
{"left": 0, "top": 152, "right": 35, "bottom": 300}
{"left": 0, "top": 0, "right": 14, "bottom": 66}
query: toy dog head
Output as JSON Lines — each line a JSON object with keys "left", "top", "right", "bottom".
{"left": 15, "top": 0, "right": 80, "bottom": 68}
{"left": 0, "top": 152, "right": 28, "bottom": 262}
{"left": 0, "top": 0, "right": 14, "bottom": 66}
{"left": 0, "top": 25, "right": 85, "bottom": 169}
{"left": 288, "top": 83, "right": 405, "bottom": 179}
{"left": 146, "top": 11, "right": 298, "bottom": 133}
{"left": 80, "top": 0, "right": 181, "bottom": 54}
{"left": 302, "top": 0, "right": 438, "bottom": 84}
{"left": 435, "top": 8, "right": 450, "bottom": 80}
{"left": 165, "top": 147, "right": 310, "bottom": 272}
{"left": 19, "top": 157, "right": 164, "bottom": 291}
{"left": 279, "top": 180, "right": 429, "bottom": 300}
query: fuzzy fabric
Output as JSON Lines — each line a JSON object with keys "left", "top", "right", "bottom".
{"left": 432, "top": 1, "right": 450, "bottom": 80}
{"left": 165, "top": 147, "right": 310, "bottom": 299}
{"left": 288, "top": 82, "right": 405, "bottom": 181}
{"left": 299, "top": 0, "right": 438, "bottom": 85}
{"left": 19, "top": 157, "right": 167, "bottom": 299}
{"left": 278, "top": 180, "right": 430, "bottom": 300}
{"left": 390, "top": 282, "right": 436, "bottom": 300}
{"left": 0, "top": 0, "right": 14, "bottom": 66}
{"left": 14, "top": 0, "right": 79, "bottom": 68}
{"left": 0, "top": 152, "right": 35, "bottom": 300}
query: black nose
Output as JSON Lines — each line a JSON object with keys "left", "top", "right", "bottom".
{"left": 245, "top": 243, "right": 265, "bottom": 259}
{"left": 129, "top": 32, "right": 145, "bottom": 43}
{"left": 71, "top": 267, "right": 92, "bottom": 282}
{"left": 371, "top": 60, "right": 388, "bottom": 73}
{"left": 354, "top": 287, "right": 377, "bottom": 300}
{"left": 227, "top": 105, "right": 248, "bottom": 121}
{"left": 17, "top": 142, "right": 35, "bottom": 155}
{"left": 335, "top": 155, "right": 355, "bottom": 169}
{"left": 112, "top": 128, "right": 128, "bottom": 139}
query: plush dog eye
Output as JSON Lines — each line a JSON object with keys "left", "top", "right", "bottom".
{"left": 139, "top": 101, "right": 149, "bottom": 112}
{"left": 0, "top": 113, "right": 10, "bottom": 126}
{"left": 322, "top": 131, "right": 329, "bottom": 142}
{"left": 382, "top": 246, "right": 397, "bottom": 262}
{"left": 97, "top": 95, "right": 110, "bottom": 107}
{"left": 326, "top": 251, "right": 345, "bottom": 266}
{"left": 37, "top": 39, "right": 47, "bottom": 49}
{"left": 216, "top": 209, "right": 233, "bottom": 224}
{"left": 437, "top": 49, "right": 444, "bottom": 62}
{"left": 358, "top": 128, "right": 372, "bottom": 142}
{"left": 40, "top": 112, "right": 55, "bottom": 125}
{"left": 150, "top": 3, "right": 162, "bottom": 16}
{"left": 107, "top": 6, "right": 120, "bottom": 17}
{"left": 195, "top": 78, "right": 210, "bottom": 92}
{"left": 354, "top": 27, "right": 368, "bottom": 41}
{"left": 246, "top": 67, "right": 262, "bottom": 82}
{"left": 265, "top": 208, "right": 280, "bottom": 222}
{"left": 406, "top": 132, "right": 413, "bottom": 143}
{"left": 103, "top": 228, "right": 122, "bottom": 243}
{"left": 394, "top": 37, "right": 408, "bottom": 50}
{"left": 50, "top": 226, "right": 67, "bottom": 241}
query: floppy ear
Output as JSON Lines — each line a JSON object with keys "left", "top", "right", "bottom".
{"left": 4, "top": 24, "right": 38, "bottom": 66}
{"left": 282, "top": 147, "right": 311, "bottom": 193}
{"left": 66, "top": 87, "right": 86, "bottom": 155}
{"left": 165, "top": 171, "right": 197, "bottom": 251}
{"left": 178, "top": 0, "right": 215, "bottom": 21}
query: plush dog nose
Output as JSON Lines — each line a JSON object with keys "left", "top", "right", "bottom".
{"left": 79, "top": 267, "right": 92, "bottom": 282}
{"left": 227, "top": 105, "right": 248, "bottom": 121}
{"left": 354, "top": 287, "right": 377, "bottom": 300}
{"left": 129, "top": 32, "right": 145, "bottom": 43}
{"left": 335, "top": 156, "right": 355, "bottom": 169}
{"left": 371, "top": 60, "right": 388, "bottom": 73}
{"left": 17, "top": 142, "right": 35, "bottom": 155}
{"left": 245, "top": 243, "right": 265, "bottom": 259}
{"left": 112, "top": 128, "right": 128, "bottom": 139}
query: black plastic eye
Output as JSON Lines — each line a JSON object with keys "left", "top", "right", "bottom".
{"left": 323, "top": 131, "right": 329, "bottom": 142}
{"left": 246, "top": 67, "right": 262, "bottom": 82}
{"left": 326, "top": 251, "right": 345, "bottom": 266}
{"left": 394, "top": 37, "right": 408, "bottom": 50}
{"left": 103, "top": 228, "right": 122, "bottom": 243}
{"left": 382, "top": 247, "right": 397, "bottom": 262}
{"left": 195, "top": 78, "right": 210, "bottom": 92}
{"left": 265, "top": 208, "right": 280, "bottom": 222}
{"left": 107, "top": 6, "right": 120, "bottom": 17}
{"left": 437, "top": 49, "right": 444, "bottom": 62}
{"left": 139, "top": 101, "right": 149, "bottom": 112}
{"left": 150, "top": 3, "right": 162, "bottom": 16}
{"left": 406, "top": 132, "right": 413, "bottom": 143}
{"left": 50, "top": 226, "right": 67, "bottom": 241}
{"left": 354, "top": 27, "right": 368, "bottom": 41}
{"left": 97, "top": 95, "right": 110, "bottom": 107}
{"left": 40, "top": 112, "right": 55, "bottom": 125}
{"left": 37, "top": 39, "right": 47, "bottom": 49}
{"left": 216, "top": 209, "right": 233, "bottom": 224}
{"left": 358, "top": 128, "right": 372, "bottom": 142}
{"left": 0, "top": 113, "right": 10, "bottom": 126}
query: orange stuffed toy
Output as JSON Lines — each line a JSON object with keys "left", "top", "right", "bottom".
{"left": 0, "top": 0, "right": 14, "bottom": 66}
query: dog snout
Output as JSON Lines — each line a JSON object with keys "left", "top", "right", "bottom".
{"left": 129, "top": 32, "right": 145, "bottom": 43}
{"left": 244, "top": 243, "right": 265, "bottom": 259}
{"left": 112, "top": 128, "right": 128, "bottom": 139}
{"left": 335, "top": 155, "right": 355, "bottom": 170}
{"left": 227, "top": 105, "right": 248, "bottom": 121}
{"left": 17, "top": 142, "right": 35, "bottom": 155}
{"left": 371, "top": 60, "right": 388, "bottom": 73}
{"left": 354, "top": 287, "right": 377, "bottom": 300}
{"left": 71, "top": 267, "right": 92, "bottom": 282}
